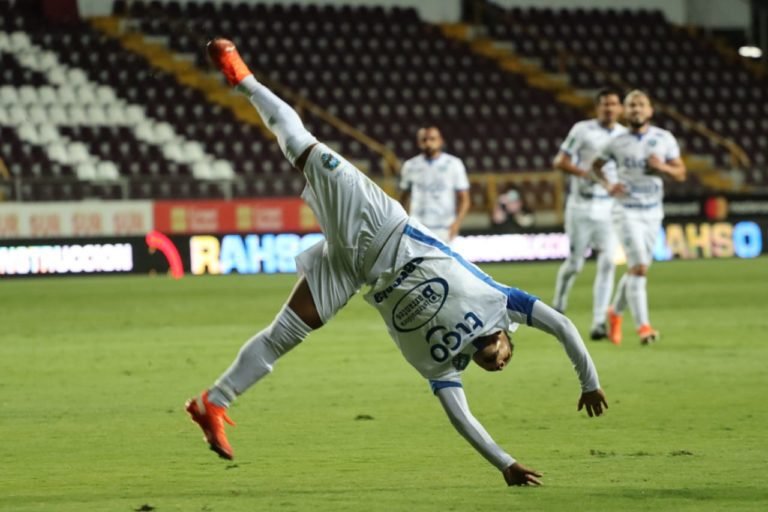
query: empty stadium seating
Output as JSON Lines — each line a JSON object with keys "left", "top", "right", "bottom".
{"left": 116, "top": 0, "right": 585, "bottom": 175}
{"left": 3, "top": 0, "right": 762, "bottom": 204}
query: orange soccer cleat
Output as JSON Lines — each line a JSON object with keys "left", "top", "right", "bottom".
{"left": 185, "top": 391, "right": 236, "bottom": 460}
{"left": 607, "top": 306, "right": 623, "bottom": 345}
{"left": 638, "top": 324, "right": 660, "bottom": 346}
{"left": 206, "top": 38, "right": 253, "bottom": 87}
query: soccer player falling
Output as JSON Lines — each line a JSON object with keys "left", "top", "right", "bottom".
{"left": 187, "top": 39, "right": 608, "bottom": 487}
{"left": 552, "top": 88, "right": 627, "bottom": 340}
{"left": 592, "top": 90, "right": 686, "bottom": 345}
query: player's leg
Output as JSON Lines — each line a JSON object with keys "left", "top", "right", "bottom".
{"left": 589, "top": 220, "right": 616, "bottom": 340}
{"left": 607, "top": 215, "right": 631, "bottom": 345}
{"left": 209, "top": 38, "right": 407, "bottom": 282}
{"left": 186, "top": 277, "right": 321, "bottom": 459}
{"left": 625, "top": 219, "right": 660, "bottom": 344}
{"left": 207, "top": 38, "right": 317, "bottom": 171}
{"left": 186, "top": 235, "right": 362, "bottom": 459}
{"left": 552, "top": 209, "right": 588, "bottom": 313}
{"left": 207, "top": 278, "right": 321, "bottom": 409}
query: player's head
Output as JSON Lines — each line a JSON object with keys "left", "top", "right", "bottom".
{"left": 471, "top": 331, "right": 513, "bottom": 372}
{"left": 624, "top": 90, "right": 653, "bottom": 129}
{"left": 417, "top": 126, "right": 444, "bottom": 158}
{"left": 595, "top": 88, "right": 623, "bottom": 125}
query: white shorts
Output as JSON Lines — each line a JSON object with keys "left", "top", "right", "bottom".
{"left": 295, "top": 143, "right": 409, "bottom": 323}
{"left": 616, "top": 214, "right": 661, "bottom": 267}
{"left": 564, "top": 207, "right": 616, "bottom": 261}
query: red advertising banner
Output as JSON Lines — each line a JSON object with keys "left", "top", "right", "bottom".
{"left": 152, "top": 198, "right": 320, "bottom": 234}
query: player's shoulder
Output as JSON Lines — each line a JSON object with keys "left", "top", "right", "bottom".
{"left": 401, "top": 154, "right": 424, "bottom": 169}
{"left": 441, "top": 152, "right": 464, "bottom": 163}
{"left": 649, "top": 126, "right": 678, "bottom": 142}
{"left": 569, "top": 119, "right": 594, "bottom": 134}
{"left": 612, "top": 129, "right": 636, "bottom": 143}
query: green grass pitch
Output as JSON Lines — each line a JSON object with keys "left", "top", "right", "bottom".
{"left": 1, "top": 257, "right": 767, "bottom": 511}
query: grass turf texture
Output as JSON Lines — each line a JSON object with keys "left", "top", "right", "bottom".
{"left": 1, "top": 258, "right": 767, "bottom": 512}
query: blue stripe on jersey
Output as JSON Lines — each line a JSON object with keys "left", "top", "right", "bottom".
{"left": 429, "top": 379, "right": 463, "bottom": 394}
{"left": 402, "top": 224, "right": 538, "bottom": 325}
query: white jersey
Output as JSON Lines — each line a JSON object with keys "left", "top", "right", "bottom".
{"left": 399, "top": 153, "right": 469, "bottom": 231}
{"left": 364, "top": 221, "right": 539, "bottom": 388}
{"left": 598, "top": 126, "right": 681, "bottom": 220}
{"left": 560, "top": 119, "right": 627, "bottom": 218}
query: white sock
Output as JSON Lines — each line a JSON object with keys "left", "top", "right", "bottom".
{"left": 237, "top": 75, "right": 317, "bottom": 166}
{"left": 552, "top": 256, "right": 583, "bottom": 312}
{"left": 612, "top": 273, "right": 628, "bottom": 315}
{"left": 625, "top": 275, "right": 650, "bottom": 328}
{"left": 207, "top": 305, "right": 313, "bottom": 408}
{"left": 592, "top": 252, "right": 615, "bottom": 327}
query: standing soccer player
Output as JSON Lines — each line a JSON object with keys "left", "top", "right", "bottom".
{"left": 187, "top": 39, "right": 608, "bottom": 487}
{"left": 552, "top": 89, "right": 627, "bottom": 340}
{"left": 592, "top": 90, "right": 686, "bottom": 344}
{"left": 399, "top": 127, "right": 471, "bottom": 243}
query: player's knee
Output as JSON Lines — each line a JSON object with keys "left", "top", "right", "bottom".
{"left": 564, "top": 255, "right": 584, "bottom": 274}
{"left": 596, "top": 254, "right": 615, "bottom": 274}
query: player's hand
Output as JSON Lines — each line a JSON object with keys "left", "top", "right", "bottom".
{"left": 608, "top": 182, "right": 627, "bottom": 197}
{"left": 646, "top": 155, "right": 667, "bottom": 174}
{"left": 448, "top": 221, "right": 460, "bottom": 241}
{"left": 502, "top": 462, "right": 543, "bottom": 486}
{"left": 578, "top": 388, "right": 608, "bottom": 417}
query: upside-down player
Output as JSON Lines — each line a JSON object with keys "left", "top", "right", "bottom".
{"left": 186, "top": 39, "right": 608, "bottom": 487}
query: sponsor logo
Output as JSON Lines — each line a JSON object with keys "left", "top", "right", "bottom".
{"left": 0, "top": 243, "right": 133, "bottom": 275}
{"left": 392, "top": 277, "right": 448, "bottom": 332}
{"left": 374, "top": 257, "right": 424, "bottom": 303}
{"left": 321, "top": 152, "right": 341, "bottom": 171}
{"left": 426, "top": 311, "right": 485, "bottom": 363}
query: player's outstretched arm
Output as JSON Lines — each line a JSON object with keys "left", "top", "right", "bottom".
{"left": 435, "top": 385, "right": 543, "bottom": 486}
{"left": 529, "top": 300, "right": 608, "bottom": 417}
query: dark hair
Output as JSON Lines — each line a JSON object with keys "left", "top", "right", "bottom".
{"left": 595, "top": 87, "right": 622, "bottom": 103}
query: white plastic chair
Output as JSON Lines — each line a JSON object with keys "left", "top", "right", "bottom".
{"left": 0, "top": 85, "right": 18, "bottom": 105}
{"left": 67, "top": 142, "right": 92, "bottom": 164}
{"left": 76, "top": 162, "right": 97, "bottom": 180}
{"left": 47, "top": 105, "right": 69, "bottom": 124}
{"left": 96, "top": 161, "right": 120, "bottom": 180}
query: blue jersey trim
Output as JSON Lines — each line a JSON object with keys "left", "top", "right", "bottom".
{"left": 403, "top": 224, "right": 538, "bottom": 325}
{"left": 430, "top": 380, "right": 463, "bottom": 394}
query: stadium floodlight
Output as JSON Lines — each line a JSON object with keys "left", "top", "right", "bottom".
{"left": 738, "top": 46, "right": 763, "bottom": 58}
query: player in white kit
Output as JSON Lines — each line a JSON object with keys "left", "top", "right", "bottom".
{"left": 399, "top": 127, "right": 470, "bottom": 243}
{"left": 552, "top": 89, "right": 626, "bottom": 340}
{"left": 592, "top": 90, "right": 686, "bottom": 345}
{"left": 186, "top": 39, "right": 608, "bottom": 487}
